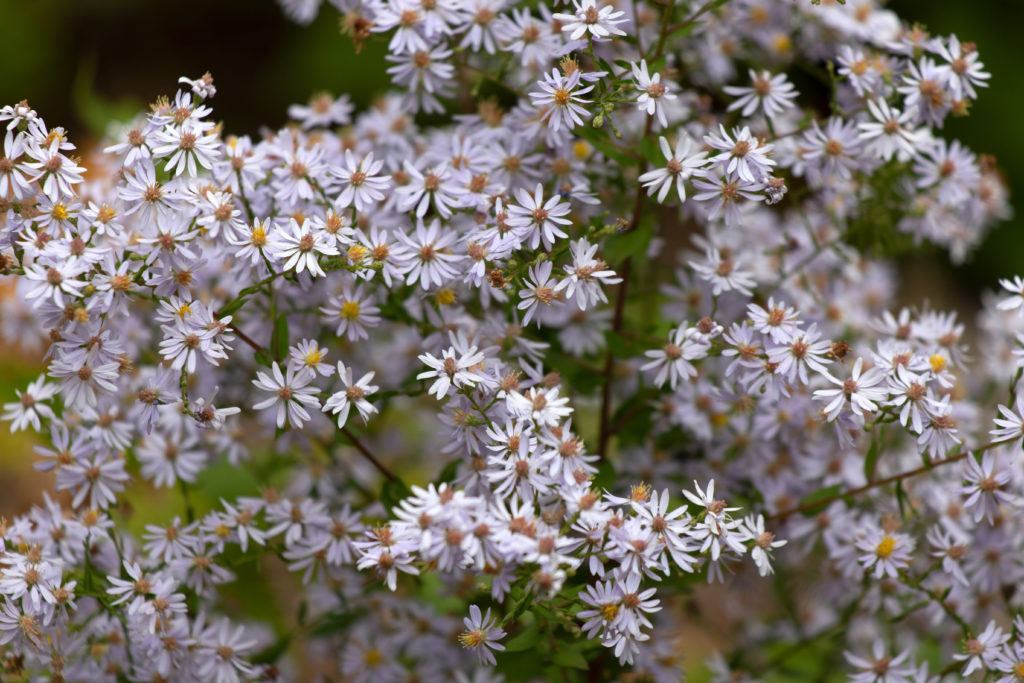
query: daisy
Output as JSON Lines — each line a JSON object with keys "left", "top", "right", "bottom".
{"left": 638, "top": 135, "right": 708, "bottom": 203}
{"left": 158, "top": 319, "right": 217, "bottom": 373}
{"left": 48, "top": 355, "right": 120, "bottom": 410}
{"left": 703, "top": 125, "right": 776, "bottom": 184}
{"left": 744, "top": 514, "right": 787, "bottom": 577}
{"left": 150, "top": 119, "right": 221, "bottom": 177}
{"left": 813, "top": 357, "right": 889, "bottom": 422}
{"left": 518, "top": 261, "right": 562, "bottom": 326}
{"left": 798, "top": 117, "right": 864, "bottom": 183}
{"left": 855, "top": 525, "right": 914, "bottom": 578}
{"left": 690, "top": 171, "right": 765, "bottom": 227}
{"left": 322, "top": 362, "right": 379, "bottom": 428}
{"left": 196, "top": 620, "right": 259, "bottom": 683}
{"left": 631, "top": 60, "right": 676, "bottom": 127}
{"left": 857, "top": 98, "right": 925, "bottom": 163}
{"left": 641, "top": 325, "right": 708, "bottom": 390}
{"left": 417, "top": 344, "right": 488, "bottom": 400}
{"left": 458, "top": 605, "right": 506, "bottom": 666}
{"left": 251, "top": 362, "right": 322, "bottom": 429}
{"left": 288, "top": 92, "right": 353, "bottom": 129}
{"left": 991, "top": 394, "right": 1024, "bottom": 446}
{"left": 394, "top": 218, "right": 463, "bottom": 289}
{"left": 24, "top": 137, "right": 85, "bottom": 200}
{"left": 529, "top": 69, "right": 594, "bottom": 132}
{"left": 723, "top": 69, "right": 798, "bottom": 121}
{"left": 844, "top": 641, "right": 916, "bottom": 683}
{"left": 552, "top": 0, "right": 628, "bottom": 41}
{"left": 56, "top": 452, "right": 130, "bottom": 509}
{"left": 916, "top": 396, "right": 961, "bottom": 459}
{"left": 395, "top": 161, "right": 460, "bottom": 218}
{"left": 269, "top": 217, "right": 340, "bottom": 277}
{"left": 506, "top": 386, "right": 573, "bottom": 427}
{"left": 560, "top": 238, "right": 621, "bottom": 310}
{"left": 689, "top": 247, "right": 756, "bottom": 296}
{"left": 0, "top": 130, "right": 34, "bottom": 200}
{"left": 747, "top": 298, "right": 802, "bottom": 343}
{"left": 333, "top": 150, "right": 391, "bottom": 212}
{"left": 885, "top": 364, "right": 935, "bottom": 434}
{"left": 2, "top": 374, "right": 57, "bottom": 432}
{"left": 766, "top": 323, "right": 831, "bottom": 385}
{"left": 961, "top": 452, "right": 1016, "bottom": 524}
{"left": 953, "top": 620, "right": 1009, "bottom": 676}
{"left": 22, "top": 260, "right": 88, "bottom": 308}
{"left": 386, "top": 46, "right": 456, "bottom": 114}
{"left": 287, "top": 339, "right": 334, "bottom": 378}
{"left": 935, "top": 34, "right": 990, "bottom": 100}
{"left": 507, "top": 183, "right": 573, "bottom": 251}
{"left": 320, "top": 280, "right": 382, "bottom": 341}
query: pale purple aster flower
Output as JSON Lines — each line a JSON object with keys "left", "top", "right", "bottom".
{"left": 552, "top": 0, "right": 628, "bottom": 41}
{"left": 269, "top": 217, "right": 340, "bottom": 277}
{"left": 529, "top": 69, "right": 594, "bottom": 132}
{"left": 723, "top": 69, "right": 798, "bottom": 120}
{"left": 631, "top": 60, "right": 676, "bottom": 127}
{"left": 322, "top": 361, "right": 379, "bottom": 428}
{"left": 458, "top": 604, "right": 506, "bottom": 665}
{"left": 251, "top": 362, "right": 321, "bottom": 429}
{"left": 813, "top": 357, "right": 889, "bottom": 422}
{"left": 638, "top": 135, "right": 708, "bottom": 203}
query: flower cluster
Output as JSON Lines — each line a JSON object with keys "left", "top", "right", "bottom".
{"left": 0, "top": 0, "right": 1018, "bottom": 680}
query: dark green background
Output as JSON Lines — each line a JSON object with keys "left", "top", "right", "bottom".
{"left": 1, "top": 0, "right": 1019, "bottom": 290}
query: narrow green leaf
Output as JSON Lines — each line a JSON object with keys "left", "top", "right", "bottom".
{"left": 271, "top": 313, "right": 289, "bottom": 361}
{"left": 552, "top": 646, "right": 589, "bottom": 670}
{"left": 863, "top": 430, "right": 881, "bottom": 482}
{"left": 505, "top": 628, "right": 542, "bottom": 652}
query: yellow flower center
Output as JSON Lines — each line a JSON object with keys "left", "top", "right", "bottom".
{"left": 876, "top": 535, "right": 896, "bottom": 559}
{"left": 348, "top": 244, "right": 369, "bottom": 263}
{"left": 601, "top": 603, "right": 619, "bottom": 621}
{"left": 435, "top": 287, "right": 456, "bottom": 306}
{"left": 251, "top": 226, "right": 267, "bottom": 247}
{"left": 458, "top": 629, "right": 485, "bottom": 649}
{"left": 929, "top": 353, "right": 946, "bottom": 373}
{"left": 364, "top": 648, "right": 382, "bottom": 667}
{"left": 341, "top": 301, "right": 361, "bottom": 319}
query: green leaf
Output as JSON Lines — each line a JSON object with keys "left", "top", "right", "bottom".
{"left": 507, "top": 590, "right": 534, "bottom": 624}
{"left": 380, "top": 477, "right": 412, "bottom": 510}
{"left": 218, "top": 297, "right": 248, "bottom": 318}
{"left": 863, "top": 431, "right": 881, "bottom": 482}
{"left": 271, "top": 313, "right": 289, "bottom": 361}
{"left": 310, "top": 610, "right": 360, "bottom": 637}
{"left": 602, "top": 217, "right": 653, "bottom": 266}
{"left": 895, "top": 480, "right": 909, "bottom": 518}
{"left": 640, "top": 135, "right": 663, "bottom": 166}
{"left": 250, "top": 635, "right": 292, "bottom": 665}
{"left": 591, "top": 459, "right": 617, "bottom": 491}
{"left": 552, "top": 646, "right": 589, "bottom": 670}
{"left": 437, "top": 459, "right": 460, "bottom": 484}
{"left": 504, "top": 628, "right": 542, "bottom": 653}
